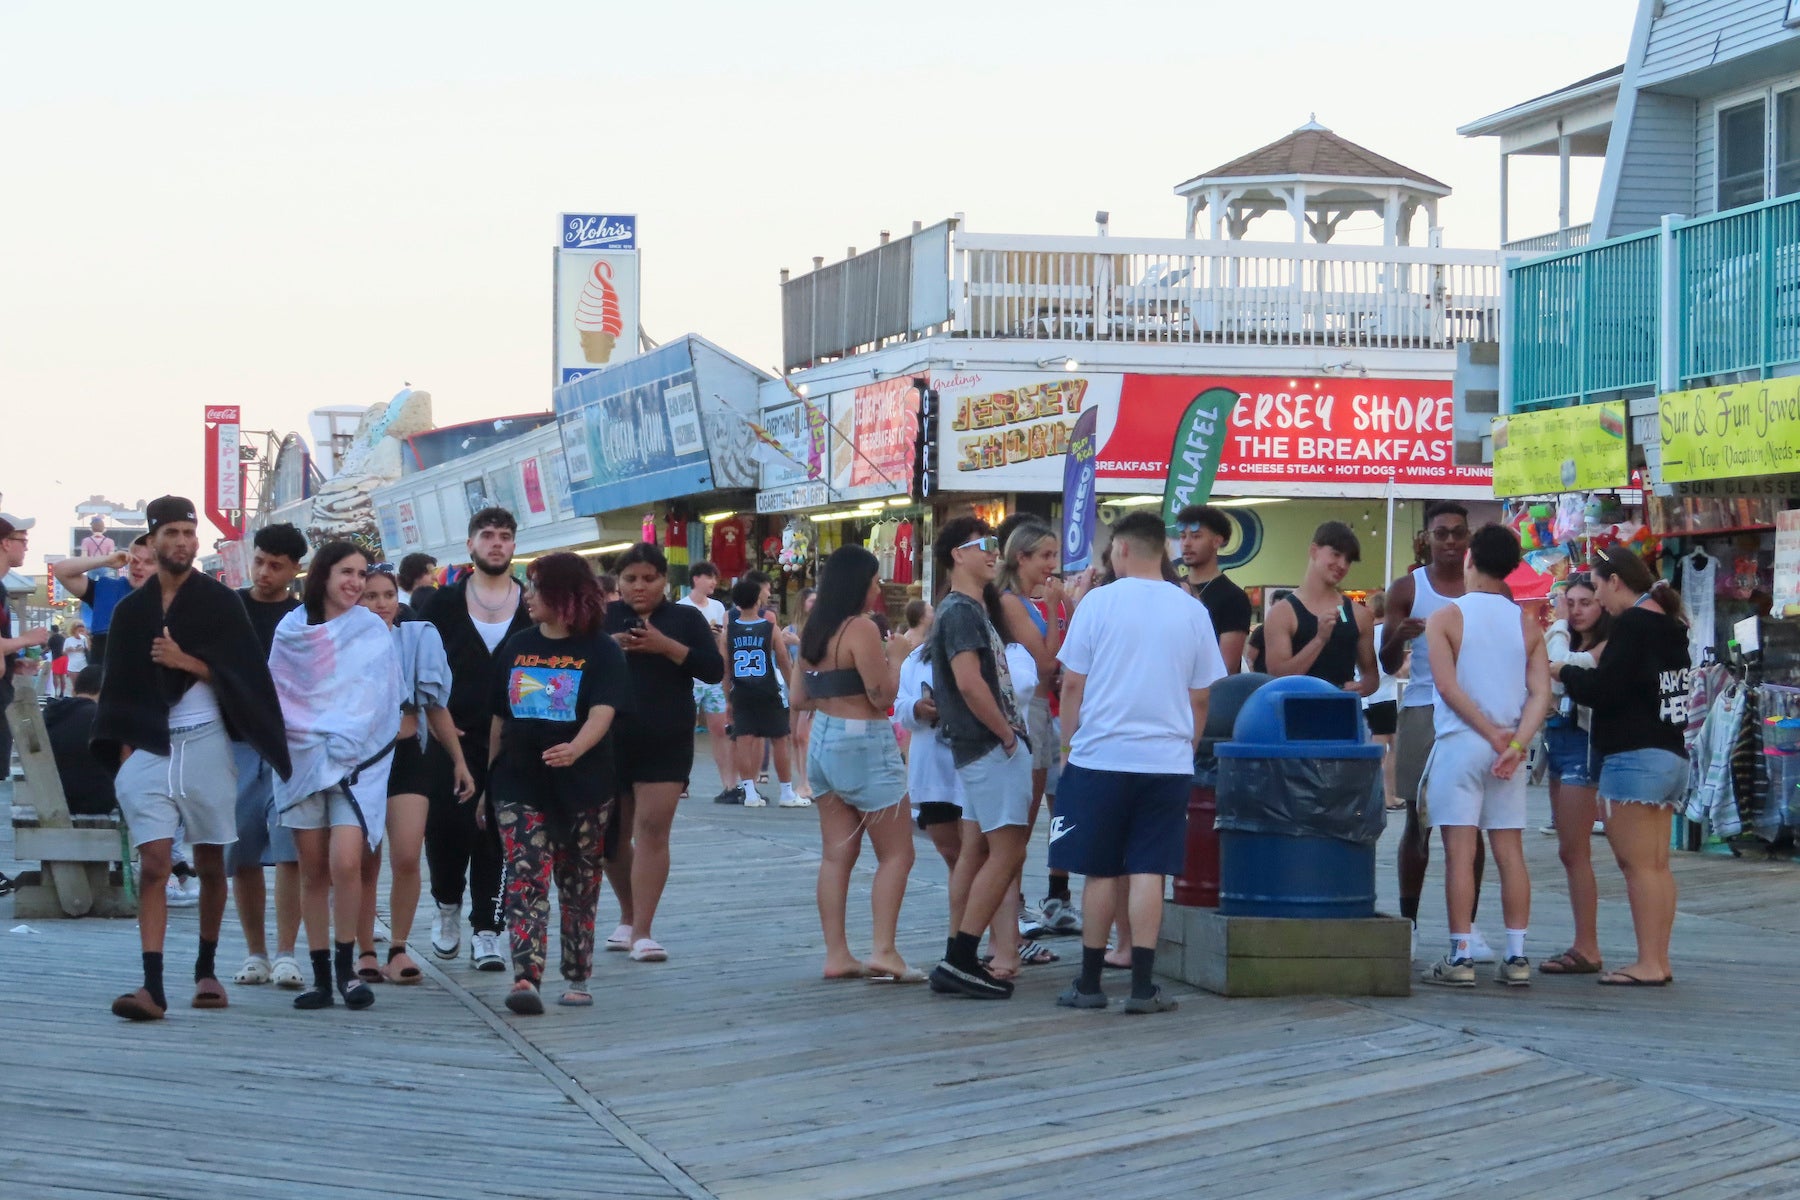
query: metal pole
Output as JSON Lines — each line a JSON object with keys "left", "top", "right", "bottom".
{"left": 1384, "top": 473, "right": 1396, "bottom": 585}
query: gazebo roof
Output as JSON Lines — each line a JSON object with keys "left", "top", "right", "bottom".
{"left": 1175, "top": 119, "right": 1451, "bottom": 197}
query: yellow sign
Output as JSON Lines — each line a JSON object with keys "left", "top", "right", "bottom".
{"left": 1660, "top": 379, "right": 1800, "bottom": 483}
{"left": 1490, "top": 402, "right": 1628, "bottom": 498}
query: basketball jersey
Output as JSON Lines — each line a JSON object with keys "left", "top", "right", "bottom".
{"left": 728, "top": 617, "right": 780, "bottom": 700}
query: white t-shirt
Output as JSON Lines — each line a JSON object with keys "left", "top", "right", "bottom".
{"left": 680, "top": 593, "right": 727, "bottom": 633}
{"left": 167, "top": 679, "right": 221, "bottom": 728}
{"left": 1058, "top": 577, "right": 1227, "bottom": 775}
{"left": 472, "top": 615, "right": 512, "bottom": 653}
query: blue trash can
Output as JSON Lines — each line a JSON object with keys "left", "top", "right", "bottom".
{"left": 1214, "top": 676, "right": 1385, "bottom": 919}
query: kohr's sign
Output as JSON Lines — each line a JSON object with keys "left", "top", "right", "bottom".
{"left": 561, "top": 213, "right": 637, "bottom": 250}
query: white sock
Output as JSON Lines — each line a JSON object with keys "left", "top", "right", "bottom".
{"left": 1506, "top": 928, "right": 1527, "bottom": 960}
{"left": 779, "top": 781, "right": 795, "bottom": 799}
{"left": 741, "top": 780, "right": 757, "bottom": 798}
{"left": 1449, "top": 931, "right": 1472, "bottom": 961}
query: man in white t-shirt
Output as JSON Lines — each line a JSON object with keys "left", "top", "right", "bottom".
{"left": 679, "top": 562, "right": 736, "bottom": 802}
{"left": 1050, "top": 512, "right": 1226, "bottom": 1014}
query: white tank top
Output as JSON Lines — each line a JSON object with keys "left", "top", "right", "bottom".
{"left": 1433, "top": 592, "right": 1526, "bottom": 738}
{"left": 1401, "top": 566, "right": 1452, "bottom": 708}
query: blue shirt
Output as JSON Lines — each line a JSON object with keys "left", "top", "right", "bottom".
{"left": 86, "top": 576, "right": 135, "bottom": 634}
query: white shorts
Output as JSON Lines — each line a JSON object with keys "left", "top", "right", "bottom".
{"left": 1421, "top": 730, "right": 1527, "bottom": 830}
{"left": 281, "top": 785, "right": 364, "bottom": 833}
{"left": 116, "top": 721, "right": 240, "bottom": 849}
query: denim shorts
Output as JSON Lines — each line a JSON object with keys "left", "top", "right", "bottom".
{"left": 808, "top": 714, "right": 906, "bottom": 813}
{"left": 1597, "top": 748, "right": 1689, "bottom": 808}
{"left": 1542, "top": 718, "right": 1594, "bottom": 788}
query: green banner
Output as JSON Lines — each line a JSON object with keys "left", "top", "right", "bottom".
{"left": 1489, "top": 401, "right": 1628, "bottom": 497}
{"left": 1161, "top": 386, "right": 1236, "bottom": 532}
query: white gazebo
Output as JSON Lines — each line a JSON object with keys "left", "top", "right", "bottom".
{"left": 1176, "top": 118, "right": 1451, "bottom": 246}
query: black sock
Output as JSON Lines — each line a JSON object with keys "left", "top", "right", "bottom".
{"left": 1047, "top": 875, "right": 1072, "bottom": 903}
{"left": 142, "top": 951, "right": 166, "bottom": 1010}
{"left": 195, "top": 936, "right": 218, "bottom": 982}
{"left": 333, "top": 940, "right": 356, "bottom": 987}
{"left": 949, "top": 931, "right": 981, "bottom": 970}
{"left": 943, "top": 936, "right": 957, "bottom": 963}
{"left": 1078, "top": 946, "right": 1105, "bottom": 994}
{"left": 1399, "top": 895, "right": 1420, "bottom": 924}
{"left": 309, "top": 948, "right": 332, "bottom": 993}
{"left": 1130, "top": 946, "right": 1157, "bottom": 1000}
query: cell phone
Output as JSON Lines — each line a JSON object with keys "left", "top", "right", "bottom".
{"left": 920, "top": 682, "right": 934, "bottom": 702}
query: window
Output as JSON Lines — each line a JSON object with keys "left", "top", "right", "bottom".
{"left": 1719, "top": 99, "right": 1768, "bottom": 209}
{"left": 1778, "top": 90, "right": 1800, "bottom": 197}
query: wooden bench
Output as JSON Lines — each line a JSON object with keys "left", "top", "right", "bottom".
{"left": 6, "top": 682, "right": 136, "bottom": 918}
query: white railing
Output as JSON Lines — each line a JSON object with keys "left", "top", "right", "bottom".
{"left": 1503, "top": 223, "right": 1593, "bottom": 254}
{"left": 949, "top": 233, "right": 1502, "bottom": 349}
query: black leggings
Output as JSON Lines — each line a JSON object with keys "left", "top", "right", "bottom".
{"left": 424, "top": 735, "right": 504, "bottom": 934}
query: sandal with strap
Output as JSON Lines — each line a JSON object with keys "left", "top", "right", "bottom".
{"left": 1540, "top": 948, "right": 1602, "bottom": 975}
{"left": 356, "top": 951, "right": 384, "bottom": 984}
{"left": 384, "top": 945, "right": 424, "bottom": 985}
{"left": 1020, "top": 941, "right": 1061, "bottom": 966}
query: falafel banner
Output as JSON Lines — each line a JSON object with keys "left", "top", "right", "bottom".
{"left": 1489, "top": 402, "right": 1629, "bottom": 498}
{"left": 931, "top": 371, "right": 1490, "bottom": 498}
{"left": 1659, "top": 379, "right": 1800, "bottom": 484}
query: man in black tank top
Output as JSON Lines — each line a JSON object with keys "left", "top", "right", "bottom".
{"left": 1263, "top": 522, "right": 1376, "bottom": 695}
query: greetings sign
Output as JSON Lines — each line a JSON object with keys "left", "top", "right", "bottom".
{"left": 932, "top": 371, "right": 1491, "bottom": 496}
{"left": 204, "top": 405, "right": 242, "bottom": 539}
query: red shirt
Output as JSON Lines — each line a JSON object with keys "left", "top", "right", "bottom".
{"left": 892, "top": 520, "right": 915, "bottom": 584}
{"left": 711, "top": 518, "right": 748, "bottom": 577}
{"left": 1027, "top": 596, "right": 1068, "bottom": 716}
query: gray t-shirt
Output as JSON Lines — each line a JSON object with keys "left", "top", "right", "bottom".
{"left": 929, "top": 590, "right": 1020, "bottom": 768}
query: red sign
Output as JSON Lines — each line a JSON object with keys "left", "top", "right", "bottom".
{"left": 204, "top": 405, "right": 244, "bottom": 539}
{"left": 848, "top": 378, "right": 918, "bottom": 489}
{"left": 1095, "top": 375, "right": 1489, "bottom": 491}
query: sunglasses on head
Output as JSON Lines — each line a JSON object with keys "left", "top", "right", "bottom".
{"left": 956, "top": 536, "right": 999, "bottom": 553}
{"left": 363, "top": 562, "right": 397, "bottom": 577}
{"left": 1176, "top": 522, "right": 1211, "bottom": 535}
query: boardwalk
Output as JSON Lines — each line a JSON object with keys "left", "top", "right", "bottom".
{"left": 4, "top": 743, "right": 1800, "bottom": 1199}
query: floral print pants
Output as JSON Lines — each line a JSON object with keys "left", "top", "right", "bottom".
{"left": 494, "top": 801, "right": 605, "bottom": 985}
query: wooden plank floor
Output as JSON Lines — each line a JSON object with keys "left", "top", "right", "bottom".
{"left": 4, "top": 740, "right": 1800, "bottom": 1199}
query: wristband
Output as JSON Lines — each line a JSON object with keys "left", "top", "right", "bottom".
{"left": 1508, "top": 739, "right": 1525, "bottom": 753}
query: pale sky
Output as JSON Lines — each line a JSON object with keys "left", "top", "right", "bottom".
{"left": 1, "top": 0, "right": 1635, "bottom": 567}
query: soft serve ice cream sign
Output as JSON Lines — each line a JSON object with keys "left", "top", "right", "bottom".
{"left": 554, "top": 212, "right": 641, "bottom": 383}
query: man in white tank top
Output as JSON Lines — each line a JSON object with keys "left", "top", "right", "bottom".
{"left": 1378, "top": 501, "right": 1494, "bottom": 960}
{"left": 1419, "top": 524, "right": 1551, "bottom": 989}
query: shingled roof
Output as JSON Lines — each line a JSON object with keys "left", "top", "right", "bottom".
{"left": 1176, "top": 120, "right": 1450, "bottom": 195}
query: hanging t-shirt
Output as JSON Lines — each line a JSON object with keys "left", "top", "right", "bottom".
{"left": 641, "top": 514, "right": 659, "bottom": 545}
{"left": 892, "top": 520, "right": 915, "bottom": 584}
{"left": 489, "top": 627, "right": 633, "bottom": 823}
{"left": 665, "top": 515, "right": 690, "bottom": 568}
{"left": 1682, "top": 552, "right": 1718, "bottom": 668}
{"left": 711, "top": 517, "right": 749, "bottom": 578}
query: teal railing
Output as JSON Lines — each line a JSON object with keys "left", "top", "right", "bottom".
{"left": 1509, "top": 229, "right": 1659, "bottom": 412}
{"left": 1674, "top": 192, "right": 1800, "bottom": 381}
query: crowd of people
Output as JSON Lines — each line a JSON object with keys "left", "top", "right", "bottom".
{"left": 0, "top": 490, "right": 1695, "bottom": 1020}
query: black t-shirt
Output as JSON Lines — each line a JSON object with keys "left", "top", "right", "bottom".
{"left": 1192, "top": 573, "right": 1252, "bottom": 646}
{"left": 489, "top": 626, "right": 632, "bottom": 805}
{"left": 45, "top": 696, "right": 115, "bottom": 815}
{"left": 47, "top": 632, "right": 66, "bottom": 659}
{"left": 928, "top": 590, "right": 1020, "bottom": 768}
{"left": 602, "top": 599, "right": 725, "bottom": 730}
{"left": 238, "top": 589, "right": 301, "bottom": 657}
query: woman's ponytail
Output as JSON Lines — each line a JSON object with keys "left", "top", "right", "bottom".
{"left": 1648, "top": 579, "right": 1688, "bottom": 626}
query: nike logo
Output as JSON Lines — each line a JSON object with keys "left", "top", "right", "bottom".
{"left": 1048, "top": 816, "right": 1074, "bottom": 844}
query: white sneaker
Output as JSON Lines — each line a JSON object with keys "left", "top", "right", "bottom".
{"left": 471, "top": 930, "right": 507, "bottom": 971}
{"left": 270, "top": 955, "right": 304, "bottom": 989}
{"left": 742, "top": 782, "right": 767, "bottom": 808}
{"left": 777, "top": 786, "right": 810, "bottom": 808}
{"left": 431, "top": 903, "right": 462, "bottom": 960}
{"left": 165, "top": 877, "right": 199, "bottom": 908}
{"left": 1468, "top": 928, "right": 1499, "bottom": 964}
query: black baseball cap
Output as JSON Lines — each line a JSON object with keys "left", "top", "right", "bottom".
{"left": 145, "top": 496, "right": 198, "bottom": 534}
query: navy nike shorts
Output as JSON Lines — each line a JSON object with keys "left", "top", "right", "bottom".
{"left": 1047, "top": 764, "right": 1191, "bottom": 878}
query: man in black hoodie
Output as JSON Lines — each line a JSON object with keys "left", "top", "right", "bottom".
{"left": 92, "top": 496, "right": 291, "bottom": 1022}
{"left": 46, "top": 664, "right": 115, "bottom": 816}
{"left": 421, "top": 507, "right": 531, "bottom": 970}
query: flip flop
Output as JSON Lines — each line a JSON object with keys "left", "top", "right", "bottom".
{"left": 604, "top": 925, "right": 633, "bottom": 952}
{"left": 1020, "top": 942, "right": 1060, "bottom": 966}
{"left": 192, "top": 978, "right": 230, "bottom": 1010}
{"left": 865, "top": 967, "right": 926, "bottom": 983}
{"left": 823, "top": 964, "right": 871, "bottom": 980}
{"left": 558, "top": 989, "right": 594, "bottom": 1007}
{"left": 111, "top": 988, "right": 167, "bottom": 1022}
{"left": 356, "top": 951, "right": 384, "bottom": 983}
{"left": 1540, "top": 948, "right": 1602, "bottom": 975}
{"left": 630, "top": 938, "right": 668, "bottom": 962}
{"left": 1598, "top": 970, "right": 1672, "bottom": 987}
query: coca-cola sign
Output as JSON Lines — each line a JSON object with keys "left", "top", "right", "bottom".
{"left": 560, "top": 213, "right": 637, "bottom": 250}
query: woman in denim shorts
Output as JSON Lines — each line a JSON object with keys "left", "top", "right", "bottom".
{"left": 791, "top": 546, "right": 919, "bottom": 983}
{"left": 1540, "top": 577, "right": 1610, "bottom": 975}
{"left": 1555, "top": 548, "right": 1693, "bottom": 988}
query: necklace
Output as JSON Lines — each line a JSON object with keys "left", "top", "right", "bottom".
{"left": 469, "top": 578, "right": 517, "bottom": 618}
{"left": 1193, "top": 575, "right": 1220, "bottom": 602}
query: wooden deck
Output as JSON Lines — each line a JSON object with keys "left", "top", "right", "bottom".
{"left": 4, "top": 742, "right": 1800, "bottom": 1199}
